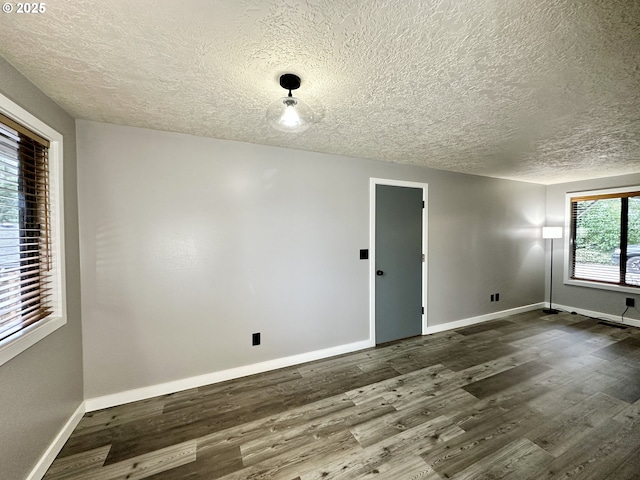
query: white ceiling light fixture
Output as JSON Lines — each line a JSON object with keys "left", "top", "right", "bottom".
{"left": 266, "top": 74, "right": 314, "bottom": 133}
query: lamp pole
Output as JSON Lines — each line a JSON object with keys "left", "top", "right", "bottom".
{"left": 542, "top": 226, "right": 562, "bottom": 315}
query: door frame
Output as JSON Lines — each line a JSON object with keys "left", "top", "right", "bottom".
{"left": 369, "top": 178, "right": 429, "bottom": 344}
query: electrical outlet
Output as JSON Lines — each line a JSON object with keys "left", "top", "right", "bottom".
{"left": 252, "top": 332, "right": 261, "bottom": 346}
{"left": 626, "top": 298, "right": 635, "bottom": 307}
{"left": 495, "top": 293, "right": 500, "bottom": 302}
{"left": 490, "top": 294, "right": 495, "bottom": 302}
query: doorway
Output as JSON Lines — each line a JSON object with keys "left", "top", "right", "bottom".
{"left": 370, "top": 179, "right": 427, "bottom": 344}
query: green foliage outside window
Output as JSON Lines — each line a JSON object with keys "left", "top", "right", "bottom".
{"left": 574, "top": 197, "right": 640, "bottom": 265}
{"left": 0, "top": 161, "right": 19, "bottom": 225}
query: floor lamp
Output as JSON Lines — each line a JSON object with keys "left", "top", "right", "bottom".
{"left": 542, "top": 226, "right": 563, "bottom": 314}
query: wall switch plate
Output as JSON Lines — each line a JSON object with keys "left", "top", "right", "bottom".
{"left": 490, "top": 294, "right": 494, "bottom": 302}
{"left": 252, "top": 332, "right": 260, "bottom": 346}
{"left": 495, "top": 293, "right": 500, "bottom": 301}
{"left": 360, "top": 249, "right": 369, "bottom": 260}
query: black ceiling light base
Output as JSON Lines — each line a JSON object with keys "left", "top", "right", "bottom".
{"left": 279, "top": 74, "right": 301, "bottom": 95}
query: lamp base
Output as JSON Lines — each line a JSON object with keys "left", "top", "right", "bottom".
{"left": 543, "top": 308, "right": 560, "bottom": 314}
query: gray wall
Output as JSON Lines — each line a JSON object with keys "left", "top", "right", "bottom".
{"left": 0, "top": 58, "right": 83, "bottom": 479}
{"left": 77, "top": 120, "right": 546, "bottom": 399}
{"left": 546, "top": 173, "right": 640, "bottom": 321}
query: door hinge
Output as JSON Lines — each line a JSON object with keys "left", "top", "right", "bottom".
{"left": 422, "top": 307, "right": 424, "bottom": 314}
{"left": 422, "top": 201, "right": 425, "bottom": 208}
{"left": 422, "top": 254, "right": 425, "bottom": 262}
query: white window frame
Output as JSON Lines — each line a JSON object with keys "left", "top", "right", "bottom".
{"left": 0, "top": 93, "right": 66, "bottom": 366}
{"left": 564, "top": 185, "right": 640, "bottom": 295}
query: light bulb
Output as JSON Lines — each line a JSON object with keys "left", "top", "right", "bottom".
{"left": 266, "top": 95, "right": 314, "bottom": 133}
{"left": 281, "top": 98, "right": 301, "bottom": 127}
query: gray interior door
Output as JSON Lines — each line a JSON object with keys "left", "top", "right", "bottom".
{"left": 375, "top": 184, "right": 423, "bottom": 344}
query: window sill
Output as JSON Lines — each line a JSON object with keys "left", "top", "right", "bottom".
{"left": 0, "top": 316, "right": 66, "bottom": 367}
{"left": 565, "top": 277, "right": 640, "bottom": 295}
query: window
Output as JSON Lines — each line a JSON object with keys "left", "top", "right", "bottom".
{"left": 0, "top": 93, "right": 65, "bottom": 366}
{"left": 0, "top": 113, "right": 52, "bottom": 342}
{"left": 568, "top": 187, "right": 640, "bottom": 291}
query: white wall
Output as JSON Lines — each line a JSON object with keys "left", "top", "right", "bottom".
{"left": 77, "top": 120, "right": 546, "bottom": 400}
{"left": 546, "top": 173, "right": 640, "bottom": 321}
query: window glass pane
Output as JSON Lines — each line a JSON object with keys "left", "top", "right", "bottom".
{"left": 0, "top": 148, "right": 21, "bottom": 336}
{"left": 573, "top": 198, "right": 621, "bottom": 284}
{"left": 627, "top": 196, "right": 640, "bottom": 286}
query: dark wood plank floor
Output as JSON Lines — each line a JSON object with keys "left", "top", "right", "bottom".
{"left": 44, "top": 310, "right": 640, "bottom": 479}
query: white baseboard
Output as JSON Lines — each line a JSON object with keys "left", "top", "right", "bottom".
{"left": 28, "top": 402, "right": 85, "bottom": 480}
{"left": 86, "top": 303, "right": 550, "bottom": 412}
{"left": 88, "top": 299, "right": 636, "bottom": 414}
{"left": 423, "top": 303, "right": 546, "bottom": 335}
{"left": 85, "top": 338, "right": 375, "bottom": 412}
{"left": 551, "top": 303, "right": 640, "bottom": 328}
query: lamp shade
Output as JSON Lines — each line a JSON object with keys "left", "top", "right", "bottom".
{"left": 542, "top": 226, "right": 563, "bottom": 239}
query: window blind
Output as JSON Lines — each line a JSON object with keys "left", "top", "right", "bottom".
{"left": 0, "top": 112, "right": 52, "bottom": 342}
{"left": 570, "top": 190, "right": 640, "bottom": 288}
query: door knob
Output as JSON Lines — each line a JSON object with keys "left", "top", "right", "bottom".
{"left": 376, "top": 270, "right": 384, "bottom": 276}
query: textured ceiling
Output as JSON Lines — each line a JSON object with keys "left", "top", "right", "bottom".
{"left": 0, "top": 0, "right": 639, "bottom": 184}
